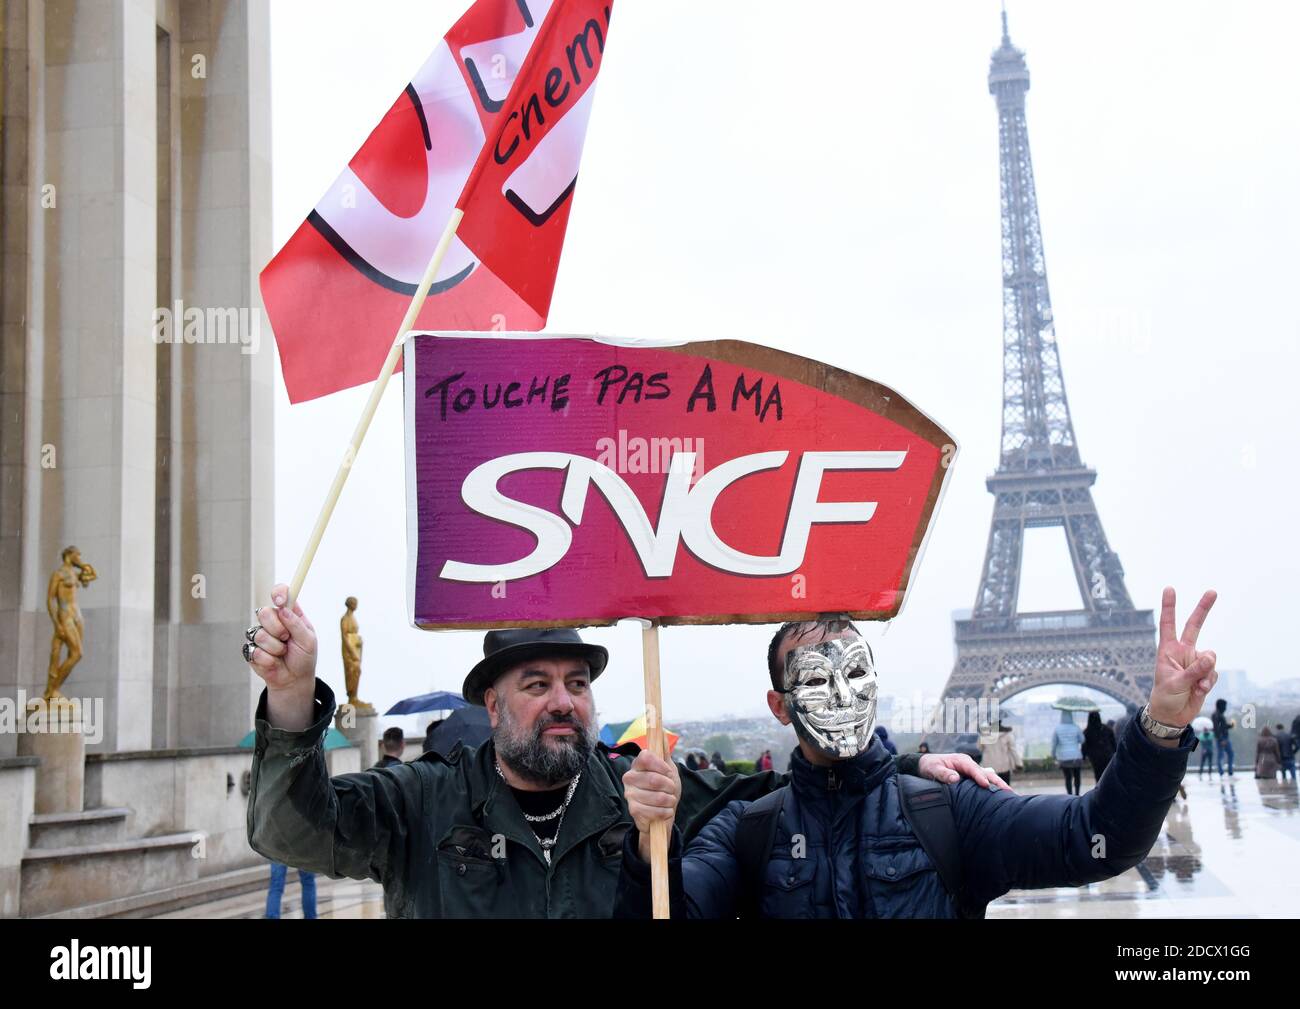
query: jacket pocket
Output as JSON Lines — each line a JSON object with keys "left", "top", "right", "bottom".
{"left": 435, "top": 825, "right": 506, "bottom": 916}
{"left": 761, "top": 856, "right": 817, "bottom": 918}
{"left": 864, "top": 845, "right": 949, "bottom": 918}
{"left": 864, "top": 845, "right": 934, "bottom": 883}
{"left": 597, "top": 822, "right": 632, "bottom": 862}
{"left": 767, "top": 855, "right": 816, "bottom": 891}
{"left": 438, "top": 824, "right": 498, "bottom": 862}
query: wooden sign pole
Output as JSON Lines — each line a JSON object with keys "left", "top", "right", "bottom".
{"left": 286, "top": 207, "right": 464, "bottom": 604}
{"left": 639, "top": 620, "right": 670, "bottom": 919}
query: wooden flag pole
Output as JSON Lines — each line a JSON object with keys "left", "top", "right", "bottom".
{"left": 640, "top": 621, "right": 671, "bottom": 919}
{"left": 286, "top": 207, "right": 464, "bottom": 604}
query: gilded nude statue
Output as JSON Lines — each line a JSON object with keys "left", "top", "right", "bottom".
{"left": 45, "top": 546, "right": 97, "bottom": 704}
{"left": 341, "top": 596, "right": 374, "bottom": 714}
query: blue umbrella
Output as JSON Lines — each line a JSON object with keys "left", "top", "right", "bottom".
{"left": 425, "top": 707, "right": 491, "bottom": 756}
{"left": 385, "top": 690, "right": 469, "bottom": 716}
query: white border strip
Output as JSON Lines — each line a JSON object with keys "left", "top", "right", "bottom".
{"left": 403, "top": 338, "right": 420, "bottom": 628}
{"left": 405, "top": 329, "right": 691, "bottom": 349}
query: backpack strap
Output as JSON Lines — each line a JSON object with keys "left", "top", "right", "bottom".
{"left": 897, "top": 774, "right": 982, "bottom": 919}
{"left": 733, "top": 786, "right": 788, "bottom": 919}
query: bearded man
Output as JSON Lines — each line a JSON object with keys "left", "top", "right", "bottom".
{"left": 244, "top": 583, "right": 1000, "bottom": 918}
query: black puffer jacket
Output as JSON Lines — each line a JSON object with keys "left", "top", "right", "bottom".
{"left": 616, "top": 716, "right": 1194, "bottom": 918}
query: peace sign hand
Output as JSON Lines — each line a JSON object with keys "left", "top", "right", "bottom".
{"left": 1148, "top": 587, "right": 1218, "bottom": 728}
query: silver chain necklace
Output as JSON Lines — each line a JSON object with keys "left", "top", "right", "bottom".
{"left": 495, "top": 762, "right": 581, "bottom": 865}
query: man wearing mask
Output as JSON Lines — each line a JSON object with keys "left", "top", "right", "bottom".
{"left": 615, "top": 587, "right": 1216, "bottom": 919}
{"left": 243, "top": 583, "right": 996, "bottom": 918}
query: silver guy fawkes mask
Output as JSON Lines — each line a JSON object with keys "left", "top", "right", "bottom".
{"left": 782, "top": 637, "right": 879, "bottom": 760}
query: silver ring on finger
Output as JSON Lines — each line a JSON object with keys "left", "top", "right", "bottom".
{"left": 242, "top": 641, "right": 257, "bottom": 663}
{"left": 244, "top": 622, "right": 262, "bottom": 644}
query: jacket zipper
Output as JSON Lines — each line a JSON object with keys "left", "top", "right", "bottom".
{"left": 825, "top": 766, "right": 844, "bottom": 916}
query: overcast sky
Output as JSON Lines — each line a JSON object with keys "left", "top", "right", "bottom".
{"left": 268, "top": 1, "right": 1299, "bottom": 729}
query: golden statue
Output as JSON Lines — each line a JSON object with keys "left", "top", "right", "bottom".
{"left": 340, "top": 596, "right": 374, "bottom": 714}
{"left": 45, "top": 546, "right": 97, "bottom": 704}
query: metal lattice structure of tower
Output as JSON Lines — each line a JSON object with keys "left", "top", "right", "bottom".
{"left": 936, "top": 13, "right": 1155, "bottom": 719}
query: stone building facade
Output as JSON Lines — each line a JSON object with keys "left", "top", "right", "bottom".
{"left": 1, "top": 0, "right": 272, "bottom": 755}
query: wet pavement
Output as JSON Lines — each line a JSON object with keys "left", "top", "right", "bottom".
{"left": 989, "top": 770, "right": 1299, "bottom": 918}
{"left": 154, "top": 875, "right": 387, "bottom": 919}
{"left": 160, "top": 769, "right": 1299, "bottom": 918}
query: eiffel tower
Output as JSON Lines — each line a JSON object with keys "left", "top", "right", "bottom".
{"left": 936, "top": 13, "right": 1155, "bottom": 724}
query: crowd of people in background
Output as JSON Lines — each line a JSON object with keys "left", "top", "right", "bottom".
{"left": 681, "top": 750, "right": 729, "bottom": 773}
{"left": 898, "top": 700, "right": 1300, "bottom": 796}
{"left": 358, "top": 698, "right": 1300, "bottom": 805}
{"left": 1198, "top": 702, "right": 1300, "bottom": 783}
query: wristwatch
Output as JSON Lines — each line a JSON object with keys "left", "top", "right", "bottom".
{"left": 1138, "top": 705, "right": 1185, "bottom": 739}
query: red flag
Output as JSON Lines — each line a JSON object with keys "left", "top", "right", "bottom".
{"left": 261, "top": 0, "right": 610, "bottom": 404}
{"left": 455, "top": 0, "right": 613, "bottom": 319}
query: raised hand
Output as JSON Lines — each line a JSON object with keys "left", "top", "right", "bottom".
{"left": 245, "top": 583, "right": 319, "bottom": 730}
{"left": 1149, "top": 587, "right": 1218, "bottom": 728}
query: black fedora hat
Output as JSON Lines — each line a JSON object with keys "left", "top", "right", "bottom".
{"left": 462, "top": 628, "right": 609, "bottom": 706}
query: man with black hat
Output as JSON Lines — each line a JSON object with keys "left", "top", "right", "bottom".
{"left": 244, "top": 583, "right": 998, "bottom": 918}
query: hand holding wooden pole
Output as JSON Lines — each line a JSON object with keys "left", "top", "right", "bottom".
{"left": 640, "top": 621, "right": 670, "bottom": 919}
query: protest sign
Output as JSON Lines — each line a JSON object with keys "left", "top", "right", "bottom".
{"left": 404, "top": 334, "right": 957, "bottom": 628}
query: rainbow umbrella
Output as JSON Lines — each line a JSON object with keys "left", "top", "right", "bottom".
{"left": 616, "top": 714, "right": 680, "bottom": 754}
{"left": 599, "top": 719, "right": 634, "bottom": 747}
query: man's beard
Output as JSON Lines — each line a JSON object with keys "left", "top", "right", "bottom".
{"left": 494, "top": 704, "right": 596, "bottom": 787}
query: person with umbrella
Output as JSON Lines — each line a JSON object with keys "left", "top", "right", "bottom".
{"left": 1051, "top": 704, "right": 1087, "bottom": 795}
{"left": 380, "top": 689, "right": 471, "bottom": 754}
{"left": 1192, "top": 715, "right": 1215, "bottom": 777}
{"left": 424, "top": 707, "right": 492, "bottom": 756}
{"left": 243, "top": 583, "right": 999, "bottom": 919}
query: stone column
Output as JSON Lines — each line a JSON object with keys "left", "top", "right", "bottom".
{"left": 164, "top": 0, "right": 273, "bottom": 747}
{"left": 24, "top": 0, "right": 159, "bottom": 753}
{"left": 335, "top": 706, "right": 380, "bottom": 770}
{"left": 0, "top": 0, "right": 37, "bottom": 761}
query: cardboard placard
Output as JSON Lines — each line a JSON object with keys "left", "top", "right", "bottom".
{"left": 404, "top": 334, "right": 956, "bottom": 629}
